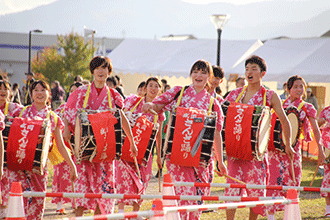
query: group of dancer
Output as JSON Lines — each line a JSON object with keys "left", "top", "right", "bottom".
{"left": 0, "top": 54, "right": 328, "bottom": 220}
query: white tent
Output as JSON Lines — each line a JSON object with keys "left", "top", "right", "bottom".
{"left": 229, "top": 38, "right": 330, "bottom": 83}
{"left": 108, "top": 38, "right": 263, "bottom": 78}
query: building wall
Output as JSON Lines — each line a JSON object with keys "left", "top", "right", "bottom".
{"left": 0, "top": 31, "right": 123, "bottom": 86}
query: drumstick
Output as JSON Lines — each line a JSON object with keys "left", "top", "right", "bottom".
{"left": 291, "top": 159, "right": 296, "bottom": 185}
{"left": 224, "top": 174, "right": 247, "bottom": 185}
{"left": 72, "top": 181, "right": 77, "bottom": 210}
{"left": 149, "top": 109, "right": 158, "bottom": 115}
{"left": 309, "top": 166, "right": 319, "bottom": 187}
{"left": 134, "top": 156, "right": 141, "bottom": 179}
{"left": 158, "top": 171, "right": 162, "bottom": 192}
{"left": 215, "top": 170, "right": 246, "bottom": 185}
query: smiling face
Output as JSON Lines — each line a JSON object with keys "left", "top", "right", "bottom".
{"left": 0, "top": 84, "right": 10, "bottom": 102}
{"left": 289, "top": 79, "right": 305, "bottom": 100}
{"left": 245, "top": 63, "right": 265, "bottom": 85}
{"left": 191, "top": 68, "right": 210, "bottom": 90}
{"left": 145, "top": 80, "right": 161, "bottom": 100}
{"left": 32, "top": 83, "right": 50, "bottom": 105}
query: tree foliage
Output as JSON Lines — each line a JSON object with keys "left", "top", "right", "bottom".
{"left": 32, "top": 31, "right": 95, "bottom": 91}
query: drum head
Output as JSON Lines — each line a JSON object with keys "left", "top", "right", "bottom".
{"left": 282, "top": 107, "right": 300, "bottom": 148}
{"left": 257, "top": 107, "right": 271, "bottom": 160}
{"left": 75, "top": 115, "right": 82, "bottom": 159}
{"left": 40, "top": 119, "right": 52, "bottom": 175}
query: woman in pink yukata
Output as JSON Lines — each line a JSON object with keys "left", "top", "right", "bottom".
{"left": 317, "top": 104, "right": 330, "bottom": 217}
{"left": 63, "top": 56, "right": 137, "bottom": 217}
{"left": 1, "top": 80, "right": 77, "bottom": 220}
{"left": 0, "top": 81, "right": 13, "bottom": 219}
{"left": 266, "top": 75, "right": 325, "bottom": 219}
{"left": 116, "top": 77, "right": 164, "bottom": 216}
{"left": 142, "top": 60, "right": 225, "bottom": 220}
{"left": 51, "top": 82, "right": 83, "bottom": 215}
{"left": 224, "top": 55, "right": 294, "bottom": 220}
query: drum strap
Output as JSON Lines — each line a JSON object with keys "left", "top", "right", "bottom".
{"left": 235, "top": 85, "right": 267, "bottom": 106}
{"left": 19, "top": 106, "right": 29, "bottom": 117}
{"left": 130, "top": 97, "right": 144, "bottom": 113}
{"left": 175, "top": 86, "right": 214, "bottom": 115}
{"left": 4, "top": 102, "right": 9, "bottom": 116}
{"left": 83, "top": 84, "right": 113, "bottom": 110}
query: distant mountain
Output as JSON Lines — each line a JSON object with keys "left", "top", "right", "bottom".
{"left": 0, "top": 0, "right": 329, "bottom": 40}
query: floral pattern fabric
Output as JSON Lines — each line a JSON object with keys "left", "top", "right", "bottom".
{"left": 224, "top": 86, "right": 275, "bottom": 216}
{"left": 116, "top": 94, "right": 164, "bottom": 205}
{"left": 153, "top": 85, "right": 224, "bottom": 220}
{"left": 2, "top": 103, "right": 62, "bottom": 220}
{"left": 267, "top": 97, "right": 317, "bottom": 212}
{"left": 64, "top": 82, "right": 123, "bottom": 214}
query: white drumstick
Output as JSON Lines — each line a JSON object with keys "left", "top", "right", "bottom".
{"left": 291, "top": 159, "right": 296, "bottom": 185}
{"left": 72, "top": 181, "right": 77, "bottom": 210}
{"left": 149, "top": 109, "right": 157, "bottom": 115}
{"left": 134, "top": 156, "right": 141, "bottom": 179}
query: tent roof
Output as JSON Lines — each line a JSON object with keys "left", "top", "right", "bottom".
{"left": 229, "top": 38, "right": 330, "bottom": 83}
{"left": 108, "top": 38, "right": 262, "bottom": 78}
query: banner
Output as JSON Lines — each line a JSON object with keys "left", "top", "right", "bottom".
{"left": 88, "top": 111, "right": 117, "bottom": 162}
{"left": 7, "top": 118, "right": 43, "bottom": 171}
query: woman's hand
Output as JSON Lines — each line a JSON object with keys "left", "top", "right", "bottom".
{"left": 130, "top": 140, "right": 138, "bottom": 157}
{"left": 69, "top": 165, "right": 78, "bottom": 182}
{"left": 142, "top": 102, "right": 155, "bottom": 114}
{"left": 285, "top": 145, "right": 296, "bottom": 161}
{"left": 215, "top": 160, "right": 227, "bottom": 177}
{"left": 318, "top": 148, "right": 326, "bottom": 166}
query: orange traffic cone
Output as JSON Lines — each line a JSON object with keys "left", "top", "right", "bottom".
{"left": 5, "top": 182, "right": 25, "bottom": 220}
{"left": 162, "top": 174, "right": 180, "bottom": 220}
{"left": 283, "top": 189, "right": 301, "bottom": 220}
{"left": 150, "top": 199, "right": 164, "bottom": 220}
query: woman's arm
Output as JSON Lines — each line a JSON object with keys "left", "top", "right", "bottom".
{"left": 309, "top": 116, "right": 325, "bottom": 165}
{"left": 120, "top": 109, "right": 138, "bottom": 156}
{"left": 271, "top": 92, "right": 295, "bottom": 160}
{"left": 54, "top": 126, "right": 77, "bottom": 182}
{"left": 213, "top": 129, "right": 227, "bottom": 176}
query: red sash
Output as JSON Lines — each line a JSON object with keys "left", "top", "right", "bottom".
{"left": 88, "top": 111, "right": 117, "bottom": 162}
{"left": 268, "top": 112, "right": 278, "bottom": 151}
{"left": 122, "top": 115, "right": 154, "bottom": 164}
{"left": 225, "top": 102, "right": 255, "bottom": 160}
{"left": 7, "top": 118, "right": 43, "bottom": 171}
{"left": 170, "top": 107, "right": 205, "bottom": 167}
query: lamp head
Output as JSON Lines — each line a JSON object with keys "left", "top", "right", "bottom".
{"left": 210, "top": 14, "right": 231, "bottom": 30}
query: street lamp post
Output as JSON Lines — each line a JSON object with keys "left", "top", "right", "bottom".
{"left": 28, "top": 29, "right": 42, "bottom": 74}
{"left": 210, "top": 14, "right": 230, "bottom": 66}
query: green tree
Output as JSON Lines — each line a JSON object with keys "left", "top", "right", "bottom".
{"left": 32, "top": 31, "right": 96, "bottom": 91}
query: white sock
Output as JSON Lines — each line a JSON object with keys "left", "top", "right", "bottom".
{"left": 267, "top": 214, "right": 275, "bottom": 220}
{"left": 118, "top": 209, "right": 124, "bottom": 213}
{"left": 57, "top": 202, "right": 63, "bottom": 210}
{"left": 325, "top": 205, "right": 330, "bottom": 214}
